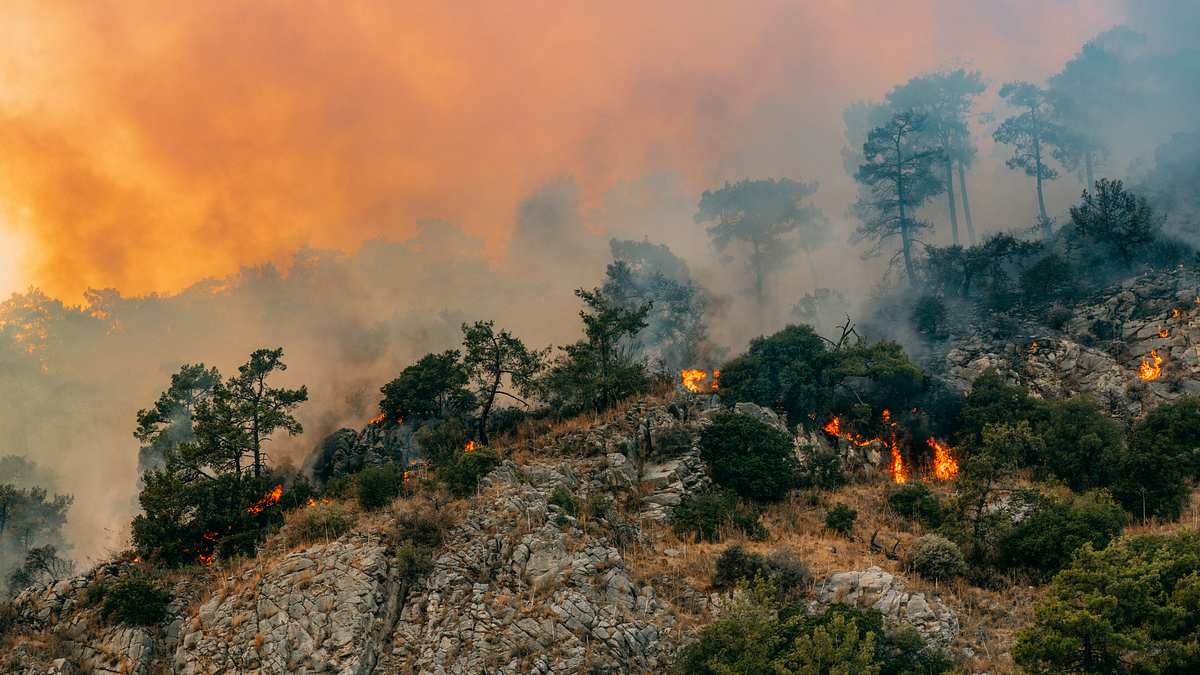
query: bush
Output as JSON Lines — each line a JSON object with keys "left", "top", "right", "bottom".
{"left": 0, "top": 601, "right": 15, "bottom": 638}
{"left": 548, "top": 487, "right": 579, "bottom": 517}
{"left": 395, "top": 543, "right": 434, "bottom": 582}
{"left": 717, "top": 324, "right": 833, "bottom": 426}
{"left": 673, "top": 490, "right": 765, "bottom": 543}
{"left": 907, "top": 535, "right": 966, "bottom": 581}
{"left": 285, "top": 502, "right": 356, "bottom": 546}
{"left": 797, "top": 445, "right": 847, "bottom": 490}
{"left": 998, "top": 491, "right": 1126, "bottom": 583}
{"left": 825, "top": 503, "right": 857, "bottom": 536}
{"left": 390, "top": 508, "right": 446, "bottom": 582}
{"left": 1114, "top": 396, "right": 1200, "bottom": 520}
{"left": 887, "top": 482, "right": 942, "bottom": 528}
{"left": 486, "top": 407, "right": 527, "bottom": 438}
{"left": 699, "top": 412, "right": 798, "bottom": 503}
{"left": 100, "top": 576, "right": 170, "bottom": 626}
{"left": 414, "top": 419, "right": 471, "bottom": 467}
{"left": 1038, "top": 396, "right": 1124, "bottom": 490}
{"left": 911, "top": 295, "right": 947, "bottom": 339}
{"left": 1014, "top": 531, "right": 1200, "bottom": 674}
{"left": 356, "top": 463, "right": 403, "bottom": 510}
{"left": 584, "top": 494, "right": 611, "bottom": 521}
{"left": 436, "top": 447, "right": 502, "bottom": 497}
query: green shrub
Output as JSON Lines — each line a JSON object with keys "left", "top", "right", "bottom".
{"left": 717, "top": 324, "right": 833, "bottom": 426}
{"left": 100, "top": 576, "right": 170, "bottom": 626}
{"left": 911, "top": 295, "right": 947, "bottom": 339}
{"left": 797, "top": 445, "right": 847, "bottom": 490}
{"left": 322, "top": 474, "right": 356, "bottom": 499}
{"left": 907, "top": 535, "right": 966, "bottom": 581}
{"left": 699, "top": 412, "right": 798, "bottom": 503}
{"left": 673, "top": 490, "right": 764, "bottom": 543}
{"left": 824, "top": 503, "right": 857, "bottom": 536}
{"left": 713, "top": 546, "right": 811, "bottom": 603}
{"left": 887, "top": 482, "right": 942, "bottom": 528}
{"left": 713, "top": 545, "right": 767, "bottom": 589}
{"left": 1115, "top": 396, "right": 1200, "bottom": 520}
{"left": 392, "top": 508, "right": 447, "bottom": 550}
{"left": 436, "top": 447, "right": 502, "bottom": 497}
{"left": 998, "top": 491, "right": 1126, "bottom": 583}
{"left": 356, "top": 463, "right": 403, "bottom": 510}
{"left": 0, "top": 601, "right": 16, "bottom": 638}
{"left": 286, "top": 502, "right": 356, "bottom": 546}
{"left": 1039, "top": 396, "right": 1124, "bottom": 490}
{"left": 548, "top": 487, "right": 579, "bottom": 517}
{"left": 414, "top": 419, "right": 471, "bottom": 467}
{"left": 584, "top": 494, "right": 611, "bottom": 521}
{"left": 394, "top": 543, "right": 434, "bottom": 582}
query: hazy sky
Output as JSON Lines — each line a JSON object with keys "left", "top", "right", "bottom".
{"left": 0, "top": 1, "right": 1125, "bottom": 301}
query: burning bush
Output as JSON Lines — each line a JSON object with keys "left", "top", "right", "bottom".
{"left": 907, "top": 535, "right": 966, "bottom": 581}
{"left": 699, "top": 412, "right": 798, "bottom": 503}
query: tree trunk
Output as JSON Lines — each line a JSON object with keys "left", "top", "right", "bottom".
{"left": 1033, "top": 134, "right": 1051, "bottom": 238}
{"left": 895, "top": 138, "right": 915, "bottom": 282}
{"left": 945, "top": 157, "right": 960, "bottom": 246}
{"left": 478, "top": 350, "right": 501, "bottom": 447}
{"left": 957, "top": 161, "right": 976, "bottom": 244}
{"left": 251, "top": 416, "right": 262, "bottom": 479}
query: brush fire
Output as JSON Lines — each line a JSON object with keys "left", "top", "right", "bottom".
{"left": 1138, "top": 349, "right": 1164, "bottom": 381}
{"left": 822, "top": 411, "right": 956, "bottom": 484}
{"left": 680, "top": 369, "right": 719, "bottom": 393}
{"left": 247, "top": 484, "right": 283, "bottom": 514}
{"left": 464, "top": 440, "right": 478, "bottom": 453}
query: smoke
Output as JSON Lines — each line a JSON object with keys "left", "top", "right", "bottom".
{"left": 7, "top": 1, "right": 1200, "bottom": 567}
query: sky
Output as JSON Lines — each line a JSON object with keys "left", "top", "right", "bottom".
{"left": 0, "top": 0, "right": 1125, "bottom": 301}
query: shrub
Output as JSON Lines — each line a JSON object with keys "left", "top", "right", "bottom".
{"left": 548, "top": 487, "right": 579, "bottom": 517}
{"left": 1014, "top": 531, "right": 1200, "bottom": 674}
{"left": 394, "top": 543, "right": 434, "bottom": 582}
{"left": 1114, "top": 396, "right": 1200, "bottom": 520}
{"left": 911, "top": 295, "right": 947, "bottom": 339}
{"left": 699, "top": 412, "right": 798, "bottom": 503}
{"left": 356, "top": 463, "right": 403, "bottom": 510}
{"left": 717, "top": 324, "right": 833, "bottom": 426}
{"left": 713, "top": 545, "right": 767, "bottom": 589}
{"left": 673, "top": 490, "right": 764, "bottom": 543}
{"left": 436, "top": 447, "right": 502, "bottom": 497}
{"left": 907, "top": 535, "right": 966, "bottom": 581}
{"left": 285, "top": 502, "right": 356, "bottom": 546}
{"left": 887, "top": 482, "right": 942, "bottom": 528}
{"left": 1038, "top": 396, "right": 1124, "bottom": 490}
{"left": 414, "top": 419, "right": 471, "bottom": 466}
{"left": 584, "top": 494, "right": 611, "bottom": 521}
{"left": 824, "top": 503, "right": 857, "bottom": 536}
{"left": 998, "top": 491, "right": 1126, "bottom": 583}
{"left": 0, "top": 601, "right": 16, "bottom": 638}
{"left": 486, "top": 407, "right": 527, "bottom": 438}
{"left": 100, "top": 576, "right": 170, "bottom": 626}
{"left": 797, "top": 445, "right": 847, "bottom": 490}
{"left": 323, "top": 474, "right": 357, "bottom": 499}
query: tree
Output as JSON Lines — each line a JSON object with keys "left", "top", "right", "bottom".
{"left": 885, "top": 69, "right": 986, "bottom": 245}
{"left": 998, "top": 491, "right": 1126, "bottom": 583}
{"left": 954, "top": 422, "right": 1038, "bottom": 560}
{"left": 1114, "top": 396, "right": 1200, "bottom": 520}
{"left": 539, "top": 287, "right": 651, "bottom": 414}
{"left": 1067, "top": 179, "right": 1158, "bottom": 265}
{"left": 852, "top": 111, "right": 945, "bottom": 281}
{"left": 460, "top": 320, "right": 544, "bottom": 445}
{"left": 695, "top": 179, "right": 827, "bottom": 305}
{"left": 993, "top": 81, "right": 1069, "bottom": 237}
{"left": 718, "top": 324, "right": 833, "bottom": 426}
{"left": 225, "top": 348, "right": 308, "bottom": 479}
{"left": 134, "top": 363, "right": 220, "bottom": 473}
{"left": 1039, "top": 396, "right": 1123, "bottom": 491}
{"left": 7, "top": 545, "right": 72, "bottom": 593}
{"left": 379, "top": 350, "right": 473, "bottom": 423}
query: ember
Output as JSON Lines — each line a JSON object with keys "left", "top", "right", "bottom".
{"left": 928, "top": 438, "right": 959, "bottom": 480}
{"left": 247, "top": 484, "right": 283, "bottom": 513}
{"left": 1173, "top": 308, "right": 1183, "bottom": 318}
{"left": 1138, "top": 349, "right": 1164, "bottom": 381}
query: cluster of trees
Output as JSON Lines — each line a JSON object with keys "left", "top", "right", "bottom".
{"left": 0, "top": 456, "right": 72, "bottom": 598}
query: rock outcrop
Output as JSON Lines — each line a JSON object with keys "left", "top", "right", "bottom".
{"left": 812, "top": 566, "right": 959, "bottom": 648}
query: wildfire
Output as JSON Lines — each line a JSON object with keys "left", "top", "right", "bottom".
{"left": 889, "top": 438, "right": 907, "bottom": 485}
{"left": 681, "top": 368, "right": 720, "bottom": 393}
{"left": 1173, "top": 308, "right": 1183, "bottom": 318}
{"left": 928, "top": 438, "right": 959, "bottom": 480}
{"left": 247, "top": 484, "right": 283, "bottom": 514}
{"left": 1159, "top": 328, "right": 1170, "bottom": 338}
{"left": 822, "top": 416, "right": 878, "bottom": 447}
{"left": 464, "top": 440, "right": 478, "bottom": 453}
{"left": 305, "top": 496, "right": 332, "bottom": 508}
{"left": 1138, "top": 349, "right": 1164, "bottom": 381}
{"left": 369, "top": 411, "right": 386, "bottom": 425}
{"left": 199, "top": 531, "right": 218, "bottom": 566}
{"left": 823, "top": 410, "right": 909, "bottom": 484}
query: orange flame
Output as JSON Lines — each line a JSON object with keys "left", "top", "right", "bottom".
{"left": 1173, "top": 308, "right": 1183, "bottom": 318}
{"left": 681, "top": 368, "right": 719, "bottom": 393}
{"left": 711, "top": 369, "right": 720, "bottom": 391}
{"left": 1159, "top": 328, "right": 1170, "bottom": 338}
{"left": 889, "top": 438, "right": 907, "bottom": 485}
{"left": 1028, "top": 340, "right": 1038, "bottom": 354}
{"left": 1138, "top": 349, "right": 1164, "bottom": 381}
{"left": 823, "top": 410, "right": 908, "bottom": 483}
{"left": 247, "top": 484, "right": 283, "bottom": 513}
{"left": 928, "top": 438, "right": 958, "bottom": 480}
{"left": 369, "top": 411, "right": 386, "bottom": 425}
{"left": 305, "top": 496, "right": 332, "bottom": 508}
{"left": 464, "top": 440, "right": 478, "bottom": 453}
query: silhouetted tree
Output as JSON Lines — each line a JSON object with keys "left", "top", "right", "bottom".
{"left": 134, "top": 363, "right": 220, "bottom": 473}
{"left": 994, "top": 82, "right": 1069, "bottom": 237}
{"left": 379, "top": 351, "right": 474, "bottom": 424}
{"left": 695, "top": 178, "right": 827, "bottom": 305}
{"left": 460, "top": 320, "right": 544, "bottom": 445}
{"left": 852, "top": 111, "right": 944, "bottom": 281}
{"left": 886, "top": 69, "right": 986, "bottom": 245}
{"left": 1068, "top": 179, "right": 1158, "bottom": 264}
{"left": 225, "top": 348, "right": 308, "bottom": 479}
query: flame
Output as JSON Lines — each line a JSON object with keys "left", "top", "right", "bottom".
{"left": 680, "top": 369, "right": 712, "bottom": 393}
{"left": 1138, "top": 349, "right": 1164, "bottom": 381}
{"left": 711, "top": 369, "right": 720, "bottom": 391}
{"left": 305, "top": 496, "right": 332, "bottom": 508}
{"left": 822, "top": 416, "right": 878, "bottom": 447}
{"left": 247, "top": 484, "right": 283, "bottom": 513}
{"left": 1173, "top": 308, "right": 1183, "bottom": 318}
{"left": 369, "top": 411, "right": 386, "bottom": 425}
{"left": 889, "top": 438, "right": 907, "bottom": 484}
{"left": 1159, "top": 328, "right": 1170, "bottom": 338}
{"left": 403, "top": 470, "right": 412, "bottom": 489}
{"left": 823, "top": 410, "right": 908, "bottom": 483}
{"left": 464, "top": 440, "right": 478, "bottom": 453}
{"left": 198, "top": 531, "right": 218, "bottom": 566}
{"left": 928, "top": 438, "right": 958, "bottom": 480}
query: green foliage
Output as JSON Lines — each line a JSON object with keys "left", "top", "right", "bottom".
{"left": 394, "top": 543, "right": 434, "bottom": 582}
{"left": 390, "top": 508, "right": 446, "bottom": 583}
{"left": 1038, "top": 396, "right": 1123, "bottom": 490}
{"left": 133, "top": 363, "right": 220, "bottom": 473}
{"left": 887, "top": 482, "right": 942, "bottom": 528}
{"left": 1116, "top": 396, "right": 1200, "bottom": 520}
{"left": 0, "top": 480, "right": 72, "bottom": 592}
{"left": 1014, "top": 531, "right": 1200, "bottom": 674}
{"left": 718, "top": 324, "right": 832, "bottom": 425}
{"left": 958, "top": 369, "right": 1048, "bottom": 446}
{"left": 436, "top": 447, "right": 502, "bottom": 497}
{"left": 414, "top": 419, "right": 471, "bottom": 467}
{"left": 910, "top": 295, "right": 947, "bottom": 339}
{"left": 713, "top": 545, "right": 810, "bottom": 602}
{"left": 777, "top": 613, "right": 881, "bottom": 675}
{"left": 699, "top": 412, "right": 798, "bottom": 502}
{"left": 100, "top": 576, "right": 170, "bottom": 626}
{"left": 460, "top": 320, "right": 544, "bottom": 445}
{"left": 797, "top": 445, "right": 847, "bottom": 490}
{"left": 285, "top": 502, "right": 356, "bottom": 546}
{"left": 952, "top": 422, "right": 1037, "bottom": 561}
{"left": 907, "top": 534, "right": 966, "bottom": 581}
{"left": 1068, "top": 178, "right": 1159, "bottom": 264}
{"left": 356, "top": 464, "right": 403, "bottom": 510}
{"left": 379, "top": 350, "right": 474, "bottom": 423}
{"left": 1019, "top": 253, "right": 1076, "bottom": 303}
{"left": 548, "top": 487, "right": 579, "bottom": 517}
{"left": 672, "top": 489, "right": 765, "bottom": 543}
{"left": 998, "top": 491, "right": 1126, "bottom": 583}
{"left": 993, "top": 81, "right": 1067, "bottom": 234}
{"left": 825, "top": 503, "right": 857, "bottom": 536}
